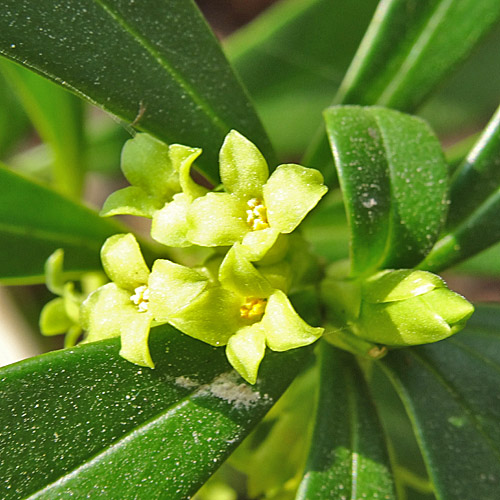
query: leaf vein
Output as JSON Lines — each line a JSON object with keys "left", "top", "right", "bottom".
{"left": 92, "top": 0, "right": 228, "bottom": 133}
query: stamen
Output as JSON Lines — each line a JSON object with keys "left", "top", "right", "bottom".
{"left": 240, "top": 297, "right": 267, "bottom": 321}
{"left": 246, "top": 198, "right": 269, "bottom": 231}
{"left": 130, "top": 285, "right": 150, "bottom": 313}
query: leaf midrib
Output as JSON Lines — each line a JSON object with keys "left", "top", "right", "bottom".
{"left": 370, "top": 110, "right": 394, "bottom": 270}
{"left": 26, "top": 394, "right": 195, "bottom": 498}
{"left": 409, "top": 349, "right": 500, "bottom": 462}
{"left": 93, "top": 0, "right": 228, "bottom": 133}
{"left": 377, "top": 0, "right": 454, "bottom": 106}
{"left": 379, "top": 351, "right": 500, "bottom": 500}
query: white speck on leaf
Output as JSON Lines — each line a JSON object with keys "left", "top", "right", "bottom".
{"left": 362, "top": 198, "right": 377, "bottom": 208}
{"left": 200, "top": 372, "right": 265, "bottom": 409}
{"left": 175, "top": 376, "right": 199, "bottom": 389}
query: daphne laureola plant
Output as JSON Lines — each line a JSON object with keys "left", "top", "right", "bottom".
{"left": 2, "top": 0, "right": 500, "bottom": 499}
{"left": 41, "top": 129, "right": 473, "bottom": 385}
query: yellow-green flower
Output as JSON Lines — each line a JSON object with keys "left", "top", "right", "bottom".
{"left": 39, "top": 249, "right": 105, "bottom": 347}
{"left": 80, "top": 233, "right": 157, "bottom": 368}
{"left": 100, "top": 133, "right": 207, "bottom": 247}
{"left": 186, "top": 130, "right": 328, "bottom": 260}
{"left": 148, "top": 244, "right": 323, "bottom": 383}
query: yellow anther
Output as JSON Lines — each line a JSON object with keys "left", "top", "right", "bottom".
{"left": 240, "top": 297, "right": 267, "bottom": 321}
{"left": 246, "top": 198, "right": 269, "bottom": 231}
{"left": 130, "top": 285, "right": 150, "bottom": 313}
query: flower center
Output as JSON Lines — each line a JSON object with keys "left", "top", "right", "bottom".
{"left": 240, "top": 297, "right": 267, "bottom": 321}
{"left": 130, "top": 285, "right": 150, "bottom": 313}
{"left": 246, "top": 198, "right": 269, "bottom": 231}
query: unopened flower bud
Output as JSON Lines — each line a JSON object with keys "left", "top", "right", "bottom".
{"left": 353, "top": 269, "right": 474, "bottom": 346}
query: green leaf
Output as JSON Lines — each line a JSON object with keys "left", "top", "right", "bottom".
{"left": 297, "top": 343, "right": 396, "bottom": 499}
{"left": 0, "top": 59, "right": 85, "bottom": 198}
{"left": 0, "top": 325, "right": 310, "bottom": 499}
{"left": 335, "top": 0, "right": 500, "bottom": 111}
{"left": 420, "top": 105, "right": 500, "bottom": 272}
{"left": 324, "top": 106, "right": 448, "bottom": 275}
{"left": 423, "top": 196, "right": 500, "bottom": 273}
{"left": 419, "top": 105, "right": 500, "bottom": 272}
{"left": 419, "top": 22, "right": 500, "bottom": 139}
{"left": 420, "top": 114, "right": 500, "bottom": 271}
{"left": 225, "top": 0, "right": 379, "bottom": 159}
{"left": 306, "top": 0, "right": 500, "bottom": 171}
{"left": 0, "top": 0, "right": 271, "bottom": 182}
{"left": 447, "top": 105, "right": 500, "bottom": 229}
{"left": 0, "top": 70, "right": 29, "bottom": 158}
{"left": 380, "top": 304, "right": 500, "bottom": 500}
{"left": 0, "top": 164, "right": 122, "bottom": 284}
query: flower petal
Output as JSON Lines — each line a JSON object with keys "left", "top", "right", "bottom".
{"left": 262, "top": 290, "right": 324, "bottom": 351}
{"left": 39, "top": 298, "right": 72, "bottom": 335}
{"left": 149, "top": 259, "right": 209, "bottom": 320}
{"left": 44, "top": 248, "right": 65, "bottom": 295}
{"left": 101, "top": 234, "right": 150, "bottom": 291}
{"left": 121, "top": 133, "right": 180, "bottom": 199}
{"left": 187, "top": 192, "right": 249, "bottom": 246}
{"left": 358, "top": 298, "right": 451, "bottom": 346}
{"left": 220, "top": 130, "right": 268, "bottom": 198}
{"left": 80, "top": 283, "right": 135, "bottom": 343}
{"left": 62, "top": 282, "right": 82, "bottom": 323}
{"left": 264, "top": 164, "right": 328, "bottom": 233}
{"left": 362, "top": 269, "right": 445, "bottom": 304}
{"left": 226, "top": 323, "right": 266, "bottom": 384}
{"left": 119, "top": 310, "right": 155, "bottom": 368}
{"left": 168, "top": 287, "right": 241, "bottom": 346}
{"left": 169, "top": 144, "right": 207, "bottom": 199}
{"left": 219, "top": 244, "right": 274, "bottom": 298}
{"left": 64, "top": 325, "right": 83, "bottom": 348}
{"left": 151, "top": 194, "right": 192, "bottom": 247}
{"left": 422, "top": 288, "right": 474, "bottom": 334}
{"left": 100, "top": 186, "right": 159, "bottom": 218}
{"left": 240, "top": 228, "right": 281, "bottom": 262}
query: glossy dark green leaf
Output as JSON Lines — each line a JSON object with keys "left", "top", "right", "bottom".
{"left": 225, "top": 0, "right": 378, "bottom": 160}
{"left": 0, "top": 0, "right": 271, "bottom": 182}
{"left": 367, "top": 358, "right": 434, "bottom": 499}
{"left": 380, "top": 304, "right": 500, "bottom": 500}
{"left": 306, "top": 0, "right": 500, "bottom": 171}
{"left": 0, "top": 59, "right": 86, "bottom": 198}
{"left": 335, "top": 0, "right": 500, "bottom": 111}
{"left": 420, "top": 105, "right": 500, "bottom": 272}
{"left": 324, "top": 106, "right": 448, "bottom": 275}
{"left": 0, "top": 164, "right": 122, "bottom": 284}
{"left": 297, "top": 343, "right": 396, "bottom": 499}
{"left": 447, "top": 105, "right": 500, "bottom": 229}
{"left": 0, "top": 325, "right": 309, "bottom": 499}
{"left": 421, "top": 196, "right": 500, "bottom": 273}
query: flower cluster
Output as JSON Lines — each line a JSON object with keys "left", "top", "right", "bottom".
{"left": 43, "top": 130, "right": 328, "bottom": 384}
{"left": 41, "top": 129, "right": 475, "bottom": 383}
